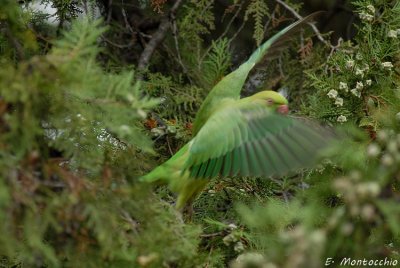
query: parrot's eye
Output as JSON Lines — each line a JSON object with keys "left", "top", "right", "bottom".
{"left": 266, "top": 98, "right": 274, "bottom": 105}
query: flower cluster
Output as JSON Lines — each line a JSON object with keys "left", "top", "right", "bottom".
{"left": 327, "top": 89, "right": 338, "bottom": 99}
{"left": 222, "top": 223, "right": 246, "bottom": 253}
{"left": 330, "top": 171, "right": 381, "bottom": 231}
{"left": 359, "top": 4, "right": 375, "bottom": 22}
{"left": 367, "top": 129, "right": 400, "bottom": 167}
{"left": 341, "top": 58, "right": 375, "bottom": 98}
{"left": 326, "top": 90, "right": 347, "bottom": 117}
{"left": 326, "top": 57, "right": 376, "bottom": 123}
{"left": 388, "top": 29, "right": 400, "bottom": 38}
{"left": 337, "top": 115, "right": 347, "bottom": 123}
{"left": 381, "top": 61, "right": 394, "bottom": 69}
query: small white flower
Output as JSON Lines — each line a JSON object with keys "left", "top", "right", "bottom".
{"left": 382, "top": 61, "right": 393, "bottom": 69}
{"left": 339, "top": 82, "right": 348, "bottom": 91}
{"left": 356, "top": 81, "right": 364, "bottom": 90}
{"left": 228, "top": 223, "right": 238, "bottom": 230}
{"left": 355, "top": 68, "right": 364, "bottom": 77}
{"left": 381, "top": 154, "right": 394, "bottom": 166}
{"left": 388, "top": 30, "right": 398, "bottom": 38}
{"left": 335, "top": 97, "right": 344, "bottom": 107}
{"left": 126, "top": 93, "right": 135, "bottom": 102}
{"left": 360, "top": 12, "right": 374, "bottom": 22}
{"left": 337, "top": 115, "right": 347, "bottom": 123}
{"left": 363, "top": 64, "right": 370, "bottom": 71}
{"left": 327, "top": 89, "right": 338, "bottom": 99}
{"left": 366, "top": 79, "right": 372, "bottom": 86}
{"left": 366, "top": 5, "right": 375, "bottom": 14}
{"left": 119, "top": 125, "right": 131, "bottom": 134}
{"left": 356, "top": 53, "right": 363, "bottom": 60}
{"left": 234, "top": 241, "right": 245, "bottom": 252}
{"left": 351, "top": 88, "right": 361, "bottom": 98}
{"left": 367, "top": 143, "right": 380, "bottom": 157}
{"left": 365, "top": 14, "right": 374, "bottom": 21}
{"left": 137, "top": 108, "right": 147, "bottom": 118}
{"left": 346, "top": 59, "right": 355, "bottom": 69}
{"left": 235, "top": 253, "right": 265, "bottom": 264}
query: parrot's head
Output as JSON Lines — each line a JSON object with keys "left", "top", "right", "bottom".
{"left": 251, "top": 90, "right": 289, "bottom": 115}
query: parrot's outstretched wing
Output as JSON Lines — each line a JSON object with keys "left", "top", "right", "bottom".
{"left": 184, "top": 104, "right": 334, "bottom": 179}
{"left": 192, "top": 12, "right": 322, "bottom": 134}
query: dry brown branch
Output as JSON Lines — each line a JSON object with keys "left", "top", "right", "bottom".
{"left": 275, "top": 0, "right": 333, "bottom": 48}
{"left": 137, "top": 0, "right": 184, "bottom": 73}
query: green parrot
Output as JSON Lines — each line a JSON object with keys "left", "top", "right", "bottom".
{"left": 141, "top": 12, "right": 332, "bottom": 210}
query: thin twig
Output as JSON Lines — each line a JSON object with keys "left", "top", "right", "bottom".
{"left": 121, "top": 0, "right": 136, "bottom": 34}
{"left": 300, "top": 28, "right": 304, "bottom": 49}
{"left": 171, "top": 13, "right": 192, "bottom": 84}
{"left": 121, "top": 210, "right": 139, "bottom": 234}
{"left": 200, "top": 232, "right": 224, "bottom": 238}
{"left": 282, "top": 191, "right": 290, "bottom": 203}
{"left": 278, "top": 54, "right": 284, "bottom": 77}
{"left": 106, "top": 0, "right": 113, "bottom": 24}
{"left": 229, "top": 16, "right": 246, "bottom": 44}
{"left": 218, "top": 2, "right": 244, "bottom": 42}
{"left": 262, "top": 9, "right": 275, "bottom": 39}
{"left": 104, "top": 37, "right": 135, "bottom": 48}
{"left": 166, "top": 135, "right": 174, "bottom": 156}
{"left": 324, "top": 37, "right": 343, "bottom": 72}
{"left": 270, "top": 178, "right": 283, "bottom": 186}
{"left": 137, "top": 0, "right": 184, "bottom": 73}
{"left": 275, "top": 0, "right": 333, "bottom": 48}
{"left": 199, "top": 1, "right": 245, "bottom": 66}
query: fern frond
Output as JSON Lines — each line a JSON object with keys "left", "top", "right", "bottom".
{"left": 51, "top": 18, "right": 107, "bottom": 61}
{"left": 144, "top": 72, "right": 202, "bottom": 122}
{"left": 200, "top": 38, "right": 232, "bottom": 88}
{"left": 245, "top": 0, "right": 269, "bottom": 46}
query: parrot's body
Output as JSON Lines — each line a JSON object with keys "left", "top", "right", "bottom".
{"left": 141, "top": 13, "right": 332, "bottom": 210}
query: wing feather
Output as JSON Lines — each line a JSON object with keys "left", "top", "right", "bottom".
{"left": 231, "top": 148, "right": 241, "bottom": 176}
{"left": 184, "top": 104, "right": 334, "bottom": 179}
{"left": 222, "top": 151, "right": 232, "bottom": 177}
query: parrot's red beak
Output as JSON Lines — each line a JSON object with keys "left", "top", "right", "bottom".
{"left": 277, "top": 104, "right": 289, "bottom": 115}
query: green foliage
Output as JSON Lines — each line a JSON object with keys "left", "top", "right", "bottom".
{"left": 244, "top": 0, "right": 269, "bottom": 46}
{"left": 0, "top": 7, "right": 219, "bottom": 267}
{"left": 143, "top": 72, "right": 203, "bottom": 123}
{"left": 42, "top": 0, "right": 82, "bottom": 23}
{"left": 0, "top": 0, "right": 38, "bottom": 59}
{"left": 176, "top": 0, "right": 215, "bottom": 71}
{"left": 3, "top": 0, "right": 400, "bottom": 267}
{"left": 198, "top": 38, "right": 232, "bottom": 89}
{"left": 179, "top": 0, "right": 215, "bottom": 46}
{"left": 304, "top": 0, "right": 400, "bottom": 126}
